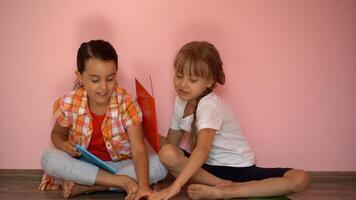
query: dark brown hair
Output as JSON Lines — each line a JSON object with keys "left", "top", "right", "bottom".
{"left": 74, "top": 39, "right": 118, "bottom": 89}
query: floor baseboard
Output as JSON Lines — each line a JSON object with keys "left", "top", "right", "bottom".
{"left": 1, "top": 169, "right": 356, "bottom": 182}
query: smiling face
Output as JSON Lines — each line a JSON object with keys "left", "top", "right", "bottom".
{"left": 76, "top": 58, "right": 117, "bottom": 109}
{"left": 173, "top": 61, "right": 213, "bottom": 104}
{"left": 173, "top": 41, "right": 226, "bottom": 104}
{"left": 174, "top": 72, "right": 213, "bottom": 103}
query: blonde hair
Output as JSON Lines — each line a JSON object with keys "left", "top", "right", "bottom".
{"left": 174, "top": 41, "right": 225, "bottom": 150}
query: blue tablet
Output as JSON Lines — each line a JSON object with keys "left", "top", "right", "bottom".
{"left": 76, "top": 144, "right": 118, "bottom": 174}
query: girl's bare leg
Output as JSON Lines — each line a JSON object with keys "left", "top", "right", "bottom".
{"left": 159, "top": 144, "right": 228, "bottom": 186}
{"left": 187, "top": 169, "right": 309, "bottom": 199}
{"left": 62, "top": 181, "right": 107, "bottom": 198}
{"left": 62, "top": 169, "right": 138, "bottom": 198}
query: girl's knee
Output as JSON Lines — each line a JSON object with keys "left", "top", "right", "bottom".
{"left": 41, "top": 149, "right": 59, "bottom": 171}
{"left": 286, "top": 169, "right": 310, "bottom": 192}
{"left": 41, "top": 149, "right": 69, "bottom": 175}
{"left": 158, "top": 144, "right": 181, "bottom": 167}
{"left": 294, "top": 170, "right": 310, "bottom": 192}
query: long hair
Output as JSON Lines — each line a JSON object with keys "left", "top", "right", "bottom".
{"left": 74, "top": 39, "right": 118, "bottom": 89}
{"left": 174, "top": 41, "right": 225, "bottom": 150}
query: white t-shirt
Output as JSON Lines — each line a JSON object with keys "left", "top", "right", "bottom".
{"left": 170, "top": 93, "right": 255, "bottom": 167}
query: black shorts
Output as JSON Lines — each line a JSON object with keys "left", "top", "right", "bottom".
{"left": 183, "top": 150, "right": 291, "bottom": 182}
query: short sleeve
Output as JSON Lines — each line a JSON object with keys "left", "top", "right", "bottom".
{"left": 196, "top": 101, "right": 223, "bottom": 132}
{"left": 170, "top": 97, "right": 182, "bottom": 130}
{"left": 122, "top": 95, "right": 143, "bottom": 128}
{"left": 52, "top": 98, "right": 70, "bottom": 127}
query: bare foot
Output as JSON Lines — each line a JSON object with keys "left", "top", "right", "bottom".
{"left": 187, "top": 182, "right": 236, "bottom": 200}
{"left": 117, "top": 175, "right": 138, "bottom": 199}
{"left": 187, "top": 184, "right": 222, "bottom": 199}
{"left": 62, "top": 181, "right": 91, "bottom": 198}
{"left": 62, "top": 181, "right": 106, "bottom": 198}
{"left": 62, "top": 181, "right": 72, "bottom": 198}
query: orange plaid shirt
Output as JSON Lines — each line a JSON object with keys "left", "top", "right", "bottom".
{"left": 54, "top": 86, "right": 142, "bottom": 160}
{"left": 39, "top": 87, "right": 142, "bottom": 191}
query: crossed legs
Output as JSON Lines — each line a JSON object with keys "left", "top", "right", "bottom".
{"left": 41, "top": 149, "right": 167, "bottom": 199}
{"left": 159, "top": 144, "right": 309, "bottom": 199}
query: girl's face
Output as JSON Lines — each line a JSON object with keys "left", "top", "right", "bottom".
{"left": 174, "top": 71, "right": 213, "bottom": 103}
{"left": 76, "top": 58, "right": 117, "bottom": 108}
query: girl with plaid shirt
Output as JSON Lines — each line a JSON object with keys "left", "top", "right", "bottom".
{"left": 39, "top": 40, "right": 167, "bottom": 199}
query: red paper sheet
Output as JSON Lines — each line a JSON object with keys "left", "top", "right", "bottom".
{"left": 135, "top": 79, "right": 160, "bottom": 153}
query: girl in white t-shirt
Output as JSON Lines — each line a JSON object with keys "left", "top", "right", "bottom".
{"left": 149, "top": 41, "right": 309, "bottom": 200}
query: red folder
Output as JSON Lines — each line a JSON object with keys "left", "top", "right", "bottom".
{"left": 135, "top": 79, "right": 160, "bottom": 153}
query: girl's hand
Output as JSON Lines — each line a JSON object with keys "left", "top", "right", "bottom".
{"left": 149, "top": 183, "right": 181, "bottom": 200}
{"left": 61, "top": 141, "right": 81, "bottom": 157}
{"left": 133, "top": 185, "right": 153, "bottom": 200}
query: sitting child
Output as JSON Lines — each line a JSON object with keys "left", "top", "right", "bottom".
{"left": 39, "top": 39, "right": 167, "bottom": 199}
{"left": 149, "top": 41, "right": 309, "bottom": 200}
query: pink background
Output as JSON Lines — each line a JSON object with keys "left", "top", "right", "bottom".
{"left": 0, "top": 0, "right": 355, "bottom": 171}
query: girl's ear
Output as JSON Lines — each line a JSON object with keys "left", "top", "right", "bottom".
{"left": 75, "top": 71, "right": 83, "bottom": 83}
{"left": 207, "top": 78, "right": 214, "bottom": 89}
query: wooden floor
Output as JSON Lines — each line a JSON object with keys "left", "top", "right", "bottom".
{"left": 0, "top": 170, "right": 355, "bottom": 200}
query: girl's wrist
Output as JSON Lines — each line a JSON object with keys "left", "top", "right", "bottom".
{"left": 138, "top": 180, "right": 150, "bottom": 188}
{"left": 173, "top": 180, "right": 183, "bottom": 189}
{"left": 138, "top": 183, "right": 151, "bottom": 192}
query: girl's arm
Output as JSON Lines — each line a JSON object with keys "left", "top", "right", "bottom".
{"left": 166, "top": 128, "right": 184, "bottom": 146}
{"left": 51, "top": 122, "right": 80, "bottom": 157}
{"left": 127, "top": 123, "right": 152, "bottom": 199}
{"left": 171, "top": 128, "right": 215, "bottom": 187}
{"left": 150, "top": 128, "right": 216, "bottom": 200}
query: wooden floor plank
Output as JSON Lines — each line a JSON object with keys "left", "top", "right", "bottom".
{"left": 0, "top": 170, "right": 355, "bottom": 199}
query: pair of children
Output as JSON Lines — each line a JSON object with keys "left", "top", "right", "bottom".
{"left": 40, "top": 40, "right": 309, "bottom": 199}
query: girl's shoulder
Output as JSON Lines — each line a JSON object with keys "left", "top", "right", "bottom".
{"left": 199, "top": 92, "right": 221, "bottom": 106}
{"left": 62, "top": 88, "right": 85, "bottom": 100}
{"left": 53, "top": 88, "right": 86, "bottom": 112}
{"left": 197, "top": 93, "right": 230, "bottom": 114}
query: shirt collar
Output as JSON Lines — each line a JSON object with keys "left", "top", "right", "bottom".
{"left": 76, "top": 88, "right": 119, "bottom": 118}
{"left": 107, "top": 89, "right": 119, "bottom": 118}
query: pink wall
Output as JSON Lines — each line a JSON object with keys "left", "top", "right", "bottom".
{"left": 0, "top": 0, "right": 355, "bottom": 171}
